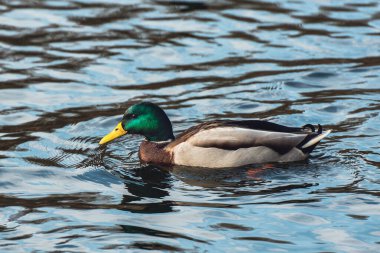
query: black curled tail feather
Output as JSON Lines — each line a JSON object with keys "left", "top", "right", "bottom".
{"left": 317, "top": 124, "right": 322, "bottom": 134}
{"left": 297, "top": 124, "right": 330, "bottom": 154}
{"left": 302, "top": 124, "right": 315, "bottom": 132}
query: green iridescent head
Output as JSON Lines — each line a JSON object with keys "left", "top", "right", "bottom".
{"left": 99, "top": 102, "right": 174, "bottom": 144}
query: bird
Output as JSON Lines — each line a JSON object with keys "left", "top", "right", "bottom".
{"left": 99, "top": 102, "right": 331, "bottom": 168}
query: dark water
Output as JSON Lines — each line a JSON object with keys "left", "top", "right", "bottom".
{"left": 1, "top": 0, "right": 380, "bottom": 252}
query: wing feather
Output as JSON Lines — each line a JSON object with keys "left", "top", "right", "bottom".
{"left": 187, "top": 127, "right": 307, "bottom": 154}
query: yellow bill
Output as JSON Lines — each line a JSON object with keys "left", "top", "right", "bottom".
{"left": 99, "top": 122, "right": 127, "bottom": 145}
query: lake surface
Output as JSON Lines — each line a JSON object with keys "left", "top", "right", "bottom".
{"left": 1, "top": 0, "right": 380, "bottom": 252}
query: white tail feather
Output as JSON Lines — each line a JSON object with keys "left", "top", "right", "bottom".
{"left": 301, "top": 130, "right": 332, "bottom": 149}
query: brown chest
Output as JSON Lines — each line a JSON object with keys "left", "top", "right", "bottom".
{"left": 138, "top": 141, "right": 173, "bottom": 165}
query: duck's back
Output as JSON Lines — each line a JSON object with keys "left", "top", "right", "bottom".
{"left": 165, "top": 120, "right": 330, "bottom": 168}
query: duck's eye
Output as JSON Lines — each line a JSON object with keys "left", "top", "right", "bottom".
{"left": 123, "top": 114, "right": 137, "bottom": 120}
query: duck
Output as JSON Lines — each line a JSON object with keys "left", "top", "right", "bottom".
{"left": 99, "top": 102, "right": 331, "bottom": 168}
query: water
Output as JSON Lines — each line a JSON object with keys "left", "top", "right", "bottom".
{"left": 0, "top": 0, "right": 380, "bottom": 252}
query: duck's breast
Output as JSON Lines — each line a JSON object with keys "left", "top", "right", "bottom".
{"left": 139, "top": 140, "right": 173, "bottom": 165}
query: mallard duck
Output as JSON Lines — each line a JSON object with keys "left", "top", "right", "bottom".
{"left": 99, "top": 102, "right": 331, "bottom": 168}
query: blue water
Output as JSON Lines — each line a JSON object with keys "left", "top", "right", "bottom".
{"left": 0, "top": 0, "right": 380, "bottom": 252}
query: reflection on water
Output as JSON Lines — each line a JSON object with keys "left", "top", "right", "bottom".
{"left": 1, "top": 0, "right": 380, "bottom": 252}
